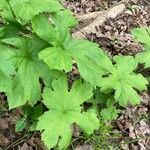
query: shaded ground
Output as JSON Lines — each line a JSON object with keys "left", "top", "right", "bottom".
{"left": 0, "top": 0, "right": 150, "bottom": 150}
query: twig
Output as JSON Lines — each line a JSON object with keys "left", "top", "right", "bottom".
{"left": 72, "top": 2, "right": 127, "bottom": 39}
{"left": 5, "top": 134, "right": 32, "bottom": 150}
{"left": 76, "top": 11, "right": 104, "bottom": 21}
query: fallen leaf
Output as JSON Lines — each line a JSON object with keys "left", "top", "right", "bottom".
{"left": 75, "top": 144, "right": 93, "bottom": 150}
{"left": 0, "top": 118, "right": 8, "bottom": 129}
{"left": 18, "top": 143, "right": 34, "bottom": 150}
{"left": 0, "top": 133, "right": 10, "bottom": 147}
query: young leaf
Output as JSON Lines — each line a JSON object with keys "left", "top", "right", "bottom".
{"left": 100, "top": 98, "right": 120, "bottom": 121}
{"left": 101, "top": 56, "right": 148, "bottom": 106}
{"left": 101, "top": 106, "right": 120, "bottom": 121}
{"left": 37, "top": 76, "right": 99, "bottom": 149}
{"left": 9, "top": 0, "right": 63, "bottom": 24}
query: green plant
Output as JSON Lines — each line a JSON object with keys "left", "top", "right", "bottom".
{"left": 0, "top": 0, "right": 149, "bottom": 149}
{"left": 37, "top": 76, "right": 99, "bottom": 149}
{"left": 101, "top": 56, "right": 148, "bottom": 106}
{"left": 132, "top": 27, "right": 150, "bottom": 68}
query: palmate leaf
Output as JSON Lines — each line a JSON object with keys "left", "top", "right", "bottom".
{"left": 8, "top": 0, "right": 63, "bottom": 24}
{"left": 101, "top": 56, "right": 148, "bottom": 106}
{"left": 37, "top": 76, "right": 99, "bottom": 149}
{"left": 32, "top": 15, "right": 113, "bottom": 87}
{"left": 1, "top": 36, "right": 57, "bottom": 109}
{"left": 132, "top": 27, "right": 150, "bottom": 68}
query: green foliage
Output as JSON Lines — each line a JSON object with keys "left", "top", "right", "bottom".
{"left": 1, "top": 36, "right": 55, "bottom": 109}
{"left": 0, "top": 57, "right": 15, "bottom": 92}
{"left": 132, "top": 27, "right": 150, "bottom": 47}
{"left": 15, "top": 104, "right": 44, "bottom": 132}
{"left": 1, "top": 0, "right": 63, "bottom": 24}
{"left": 132, "top": 27, "right": 150, "bottom": 68}
{"left": 90, "top": 89, "right": 120, "bottom": 121}
{"left": 32, "top": 14, "right": 112, "bottom": 86}
{"left": 37, "top": 76, "right": 99, "bottom": 149}
{"left": 101, "top": 106, "right": 119, "bottom": 121}
{"left": 0, "top": 0, "right": 149, "bottom": 149}
{"left": 101, "top": 56, "right": 148, "bottom": 106}
{"left": 100, "top": 99, "right": 121, "bottom": 121}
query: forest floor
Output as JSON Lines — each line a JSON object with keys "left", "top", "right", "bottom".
{"left": 0, "top": 0, "right": 150, "bottom": 150}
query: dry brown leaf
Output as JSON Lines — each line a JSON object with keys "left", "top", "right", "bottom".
{"left": 0, "top": 133, "right": 10, "bottom": 147}
{"left": 18, "top": 143, "right": 33, "bottom": 150}
{"left": 75, "top": 144, "right": 93, "bottom": 150}
{"left": 71, "top": 123, "right": 81, "bottom": 138}
{"left": 0, "top": 118, "right": 8, "bottom": 129}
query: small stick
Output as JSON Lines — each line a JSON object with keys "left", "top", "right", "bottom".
{"left": 73, "top": 2, "right": 127, "bottom": 39}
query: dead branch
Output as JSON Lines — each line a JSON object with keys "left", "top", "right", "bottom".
{"left": 72, "top": 2, "right": 126, "bottom": 39}
{"left": 75, "top": 11, "right": 104, "bottom": 21}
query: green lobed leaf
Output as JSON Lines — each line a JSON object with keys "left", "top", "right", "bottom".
{"left": 101, "top": 106, "right": 120, "bottom": 121}
{"left": 65, "top": 39, "right": 114, "bottom": 86}
{"left": 9, "top": 0, "right": 63, "bottom": 24}
{"left": 101, "top": 56, "right": 148, "bottom": 106}
{"left": 136, "top": 51, "right": 150, "bottom": 68}
{"left": 32, "top": 14, "right": 113, "bottom": 86}
{"left": 37, "top": 76, "right": 99, "bottom": 149}
{"left": 1, "top": 36, "right": 55, "bottom": 109}
{"left": 132, "top": 27, "right": 150, "bottom": 68}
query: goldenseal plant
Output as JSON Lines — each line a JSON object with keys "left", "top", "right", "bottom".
{"left": 0, "top": 0, "right": 149, "bottom": 149}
